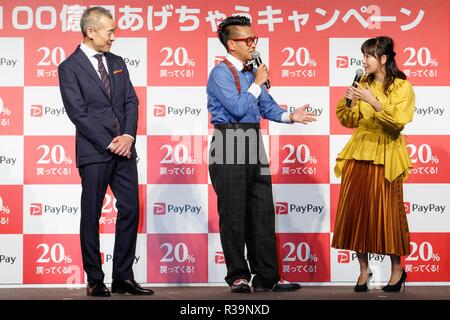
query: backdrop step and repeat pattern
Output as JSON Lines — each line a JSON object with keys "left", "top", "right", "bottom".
{"left": 0, "top": 0, "right": 449, "bottom": 286}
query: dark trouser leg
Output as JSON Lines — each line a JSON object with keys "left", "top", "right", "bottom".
{"left": 109, "top": 157, "right": 139, "bottom": 281}
{"left": 245, "top": 164, "right": 280, "bottom": 288}
{"left": 209, "top": 163, "right": 251, "bottom": 286}
{"left": 79, "top": 161, "right": 111, "bottom": 283}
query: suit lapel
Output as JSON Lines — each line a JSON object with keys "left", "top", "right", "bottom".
{"left": 73, "top": 47, "right": 110, "bottom": 100}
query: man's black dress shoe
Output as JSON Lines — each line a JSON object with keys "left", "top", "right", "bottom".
{"left": 111, "top": 279, "right": 154, "bottom": 295}
{"left": 253, "top": 280, "right": 301, "bottom": 292}
{"left": 86, "top": 281, "right": 111, "bottom": 297}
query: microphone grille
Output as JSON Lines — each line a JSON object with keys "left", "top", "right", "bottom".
{"left": 252, "top": 51, "right": 260, "bottom": 59}
{"left": 356, "top": 68, "right": 364, "bottom": 76}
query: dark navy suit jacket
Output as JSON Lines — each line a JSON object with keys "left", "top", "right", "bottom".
{"left": 58, "top": 46, "right": 138, "bottom": 167}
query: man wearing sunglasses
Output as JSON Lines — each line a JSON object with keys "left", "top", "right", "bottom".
{"left": 207, "top": 15, "right": 316, "bottom": 293}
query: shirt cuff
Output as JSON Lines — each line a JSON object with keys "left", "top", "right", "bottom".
{"left": 247, "top": 83, "right": 261, "bottom": 99}
{"left": 107, "top": 134, "right": 135, "bottom": 150}
{"left": 123, "top": 134, "right": 135, "bottom": 142}
{"left": 281, "top": 112, "right": 292, "bottom": 123}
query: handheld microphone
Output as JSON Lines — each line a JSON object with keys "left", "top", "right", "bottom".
{"left": 346, "top": 69, "right": 364, "bottom": 107}
{"left": 252, "top": 51, "right": 270, "bottom": 89}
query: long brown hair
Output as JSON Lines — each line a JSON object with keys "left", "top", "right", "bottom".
{"left": 361, "top": 36, "right": 406, "bottom": 95}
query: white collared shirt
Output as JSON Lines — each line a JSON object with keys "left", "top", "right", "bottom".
{"left": 80, "top": 42, "right": 109, "bottom": 79}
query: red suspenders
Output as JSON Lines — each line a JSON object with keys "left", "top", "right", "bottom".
{"left": 222, "top": 59, "right": 241, "bottom": 93}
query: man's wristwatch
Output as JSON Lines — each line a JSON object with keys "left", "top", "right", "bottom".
{"left": 289, "top": 112, "right": 294, "bottom": 123}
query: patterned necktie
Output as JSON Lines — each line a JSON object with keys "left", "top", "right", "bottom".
{"left": 94, "top": 53, "right": 120, "bottom": 134}
{"left": 94, "top": 53, "right": 111, "bottom": 99}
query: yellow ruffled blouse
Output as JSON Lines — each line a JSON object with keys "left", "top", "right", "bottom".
{"left": 334, "top": 78, "right": 415, "bottom": 182}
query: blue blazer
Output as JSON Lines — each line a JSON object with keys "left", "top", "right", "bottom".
{"left": 58, "top": 46, "right": 138, "bottom": 167}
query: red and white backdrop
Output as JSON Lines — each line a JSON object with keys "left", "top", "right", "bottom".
{"left": 0, "top": 0, "right": 449, "bottom": 287}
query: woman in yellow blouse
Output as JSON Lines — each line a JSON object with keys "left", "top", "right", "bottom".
{"left": 331, "top": 36, "right": 414, "bottom": 293}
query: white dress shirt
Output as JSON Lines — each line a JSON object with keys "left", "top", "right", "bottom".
{"left": 80, "top": 42, "right": 110, "bottom": 77}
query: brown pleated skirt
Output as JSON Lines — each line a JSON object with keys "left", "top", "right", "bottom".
{"left": 331, "top": 160, "right": 410, "bottom": 256}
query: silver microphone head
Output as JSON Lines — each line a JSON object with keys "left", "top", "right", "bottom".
{"left": 356, "top": 68, "right": 364, "bottom": 77}
{"left": 252, "top": 51, "right": 260, "bottom": 60}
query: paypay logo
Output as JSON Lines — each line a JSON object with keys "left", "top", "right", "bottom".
{"left": 153, "top": 203, "right": 166, "bottom": 215}
{"left": 30, "top": 105, "right": 43, "bottom": 117}
{"left": 275, "top": 202, "right": 324, "bottom": 215}
{"left": 336, "top": 56, "right": 363, "bottom": 68}
{"left": 30, "top": 105, "right": 65, "bottom": 117}
{"left": 407, "top": 202, "right": 446, "bottom": 214}
{"left": 29, "top": 203, "right": 43, "bottom": 216}
{"left": 337, "top": 251, "right": 386, "bottom": 263}
{"left": 214, "top": 251, "right": 225, "bottom": 264}
{"left": 336, "top": 56, "right": 349, "bottom": 68}
{"left": 337, "top": 250, "right": 350, "bottom": 263}
{"left": 404, "top": 202, "right": 411, "bottom": 214}
{"left": 153, "top": 104, "right": 201, "bottom": 117}
{"left": 275, "top": 202, "right": 289, "bottom": 215}
{"left": 153, "top": 105, "right": 166, "bottom": 117}
{"left": 29, "top": 203, "right": 79, "bottom": 215}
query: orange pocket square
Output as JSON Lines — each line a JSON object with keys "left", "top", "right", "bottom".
{"left": 113, "top": 69, "right": 123, "bottom": 74}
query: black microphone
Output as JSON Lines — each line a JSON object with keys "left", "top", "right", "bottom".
{"left": 252, "top": 51, "right": 270, "bottom": 89}
{"left": 346, "top": 69, "right": 364, "bottom": 107}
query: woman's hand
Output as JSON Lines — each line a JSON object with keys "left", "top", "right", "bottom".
{"left": 352, "top": 82, "right": 382, "bottom": 112}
